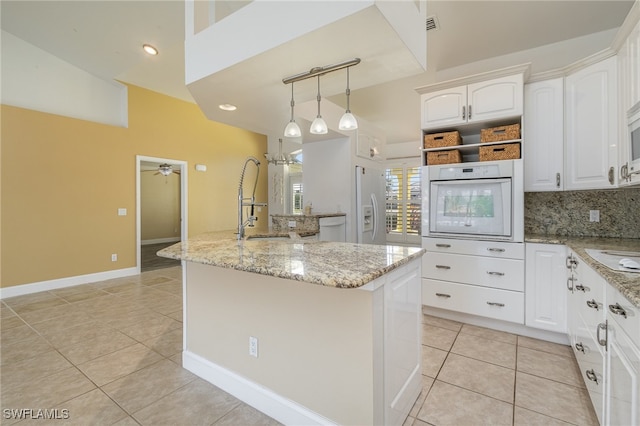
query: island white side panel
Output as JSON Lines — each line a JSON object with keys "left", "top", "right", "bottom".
{"left": 184, "top": 262, "right": 376, "bottom": 426}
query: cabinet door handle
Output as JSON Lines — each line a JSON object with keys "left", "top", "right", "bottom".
{"left": 435, "top": 265, "right": 451, "bottom": 270}
{"left": 566, "top": 256, "right": 574, "bottom": 269}
{"left": 575, "top": 342, "right": 585, "bottom": 354}
{"left": 468, "top": 105, "right": 472, "bottom": 119}
{"left": 586, "top": 299, "right": 600, "bottom": 310}
{"left": 556, "top": 172, "right": 561, "bottom": 188}
{"left": 487, "top": 247, "right": 505, "bottom": 253}
{"left": 435, "top": 293, "right": 451, "bottom": 298}
{"left": 585, "top": 369, "right": 599, "bottom": 384}
{"left": 486, "top": 301, "right": 505, "bottom": 307}
{"left": 487, "top": 271, "right": 505, "bottom": 276}
{"left": 597, "top": 322, "right": 608, "bottom": 348}
{"left": 567, "top": 277, "right": 575, "bottom": 292}
{"left": 609, "top": 303, "right": 627, "bottom": 319}
{"left": 575, "top": 284, "right": 587, "bottom": 293}
{"left": 435, "top": 243, "right": 451, "bottom": 248}
{"left": 608, "top": 167, "right": 615, "bottom": 185}
{"left": 462, "top": 105, "right": 466, "bottom": 120}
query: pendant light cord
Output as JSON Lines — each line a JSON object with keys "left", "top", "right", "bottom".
{"left": 345, "top": 67, "right": 351, "bottom": 113}
{"left": 316, "top": 76, "right": 322, "bottom": 117}
{"left": 290, "top": 83, "right": 295, "bottom": 121}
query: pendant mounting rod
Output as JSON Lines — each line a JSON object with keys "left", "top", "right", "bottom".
{"left": 282, "top": 58, "right": 361, "bottom": 85}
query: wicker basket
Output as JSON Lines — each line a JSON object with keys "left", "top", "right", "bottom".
{"left": 424, "top": 131, "right": 462, "bottom": 149}
{"left": 480, "top": 124, "right": 521, "bottom": 143}
{"left": 479, "top": 143, "right": 521, "bottom": 161}
{"left": 427, "top": 150, "right": 462, "bottom": 165}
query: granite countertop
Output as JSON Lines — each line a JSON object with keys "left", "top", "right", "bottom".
{"left": 526, "top": 234, "right": 640, "bottom": 307}
{"left": 158, "top": 230, "right": 425, "bottom": 289}
{"left": 271, "top": 212, "right": 346, "bottom": 218}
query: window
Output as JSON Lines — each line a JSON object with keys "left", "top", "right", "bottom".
{"left": 385, "top": 165, "right": 421, "bottom": 245}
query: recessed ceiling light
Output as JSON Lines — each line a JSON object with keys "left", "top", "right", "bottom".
{"left": 143, "top": 44, "right": 158, "bottom": 55}
{"left": 219, "top": 104, "right": 237, "bottom": 111}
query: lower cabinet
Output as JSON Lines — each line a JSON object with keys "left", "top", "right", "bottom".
{"left": 606, "top": 284, "right": 640, "bottom": 426}
{"left": 524, "top": 243, "right": 567, "bottom": 333}
{"left": 422, "top": 237, "right": 524, "bottom": 324}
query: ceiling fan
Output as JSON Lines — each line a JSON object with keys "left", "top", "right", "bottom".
{"left": 142, "top": 163, "right": 180, "bottom": 176}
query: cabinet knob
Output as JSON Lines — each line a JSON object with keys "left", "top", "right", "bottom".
{"left": 575, "top": 284, "right": 587, "bottom": 293}
{"left": 575, "top": 342, "right": 586, "bottom": 354}
{"left": 556, "top": 173, "right": 561, "bottom": 188}
{"left": 608, "top": 303, "right": 627, "bottom": 319}
{"left": 586, "top": 299, "right": 600, "bottom": 311}
{"left": 487, "top": 247, "right": 505, "bottom": 253}
{"left": 585, "top": 369, "right": 599, "bottom": 384}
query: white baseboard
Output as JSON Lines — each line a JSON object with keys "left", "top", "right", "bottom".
{"left": 182, "top": 351, "right": 336, "bottom": 426}
{"left": 423, "top": 306, "right": 569, "bottom": 345}
{"left": 141, "top": 237, "right": 180, "bottom": 245}
{"left": 0, "top": 267, "right": 138, "bottom": 299}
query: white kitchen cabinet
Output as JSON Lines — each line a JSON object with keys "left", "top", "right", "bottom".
{"left": 565, "top": 56, "right": 618, "bottom": 190}
{"left": 420, "top": 74, "right": 523, "bottom": 130}
{"left": 606, "top": 284, "right": 640, "bottom": 426}
{"left": 525, "top": 243, "right": 567, "bottom": 333}
{"left": 618, "top": 18, "right": 640, "bottom": 186}
{"left": 567, "top": 252, "right": 607, "bottom": 424}
{"left": 422, "top": 237, "right": 525, "bottom": 324}
{"left": 523, "top": 78, "right": 565, "bottom": 191}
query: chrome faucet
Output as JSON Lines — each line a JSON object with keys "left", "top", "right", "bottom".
{"left": 237, "top": 157, "right": 267, "bottom": 240}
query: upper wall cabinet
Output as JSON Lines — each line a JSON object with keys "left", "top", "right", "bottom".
{"left": 524, "top": 78, "right": 565, "bottom": 191}
{"left": 565, "top": 56, "right": 618, "bottom": 190}
{"left": 618, "top": 18, "right": 640, "bottom": 186}
{"left": 420, "top": 74, "right": 523, "bottom": 130}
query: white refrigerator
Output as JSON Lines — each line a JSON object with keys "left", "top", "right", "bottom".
{"left": 355, "top": 165, "right": 387, "bottom": 245}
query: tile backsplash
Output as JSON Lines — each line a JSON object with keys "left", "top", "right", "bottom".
{"left": 525, "top": 187, "right": 640, "bottom": 239}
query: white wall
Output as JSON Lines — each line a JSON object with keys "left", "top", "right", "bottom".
{"left": 1, "top": 30, "right": 128, "bottom": 127}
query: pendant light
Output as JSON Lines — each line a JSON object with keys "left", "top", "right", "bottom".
{"left": 338, "top": 67, "right": 358, "bottom": 130}
{"left": 310, "top": 76, "right": 328, "bottom": 135}
{"left": 283, "top": 83, "right": 302, "bottom": 138}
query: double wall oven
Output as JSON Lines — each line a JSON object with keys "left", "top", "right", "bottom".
{"left": 421, "top": 160, "right": 524, "bottom": 242}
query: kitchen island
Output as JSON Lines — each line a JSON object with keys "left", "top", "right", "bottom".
{"left": 159, "top": 231, "right": 425, "bottom": 425}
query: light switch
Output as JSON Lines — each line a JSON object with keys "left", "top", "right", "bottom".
{"left": 118, "top": 208, "right": 127, "bottom": 216}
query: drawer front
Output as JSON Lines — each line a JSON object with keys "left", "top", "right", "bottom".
{"left": 572, "top": 322, "right": 606, "bottom": 424}
{"left": 422, "top": 278, "right": 524, "bottom": 324}
{"left": 575, "top": 261, "right": 607, "bottom": 333}
{"left": 606, "top": 284, "right": 639, "bottom": 345}
{"left": 422, "top": 252, "right": 524, "bottom": 291}
{"left": 422, "top": 237, "right": 524, "bottom": 259}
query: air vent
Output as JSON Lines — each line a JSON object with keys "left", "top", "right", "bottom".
{"left": 426, "top": 15, "right": 439, "bottom": 31}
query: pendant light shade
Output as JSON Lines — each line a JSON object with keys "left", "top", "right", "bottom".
{"left": 310, "top": 76, "right": 328, "bottom": 135}
{"left": 339, "top": 67, "right": 358, "bottom": 130}
{"left": 283, "top": 83, "right": 302, "bottom": 138}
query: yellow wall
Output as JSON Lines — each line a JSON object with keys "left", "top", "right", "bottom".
{"left": 1, "top": 85, "right": 267, "bottom": 288}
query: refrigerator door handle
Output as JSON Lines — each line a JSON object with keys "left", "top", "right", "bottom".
{"left": 370, "top": 193, "right": 378, "bottom": 242}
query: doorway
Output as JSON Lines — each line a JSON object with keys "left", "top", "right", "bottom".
{"left": 136, "top": 155, "right": 188, "bottom": 273}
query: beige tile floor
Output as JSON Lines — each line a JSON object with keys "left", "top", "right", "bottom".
{"left": 1, "top": 266, "right": 599, "bottom": 426}
{"left": 406, "top": 314, "right": 600, "bottom": 426}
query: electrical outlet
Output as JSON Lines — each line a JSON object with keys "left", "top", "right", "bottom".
{"left": 249, "top": 336, "right": 258, "bottom": 357}
{"left": 111, "top": 253, "right": 118, "bottom": 262}
{"left": 288, "top": 221, "right": 297, "bottom": 228}
{"left": 589, "top": 210, "right": 600, "bottom": 222}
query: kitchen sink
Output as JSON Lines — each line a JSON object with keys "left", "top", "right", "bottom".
{"left": 584, "top": 249, "right": 640, "bottom": 273}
